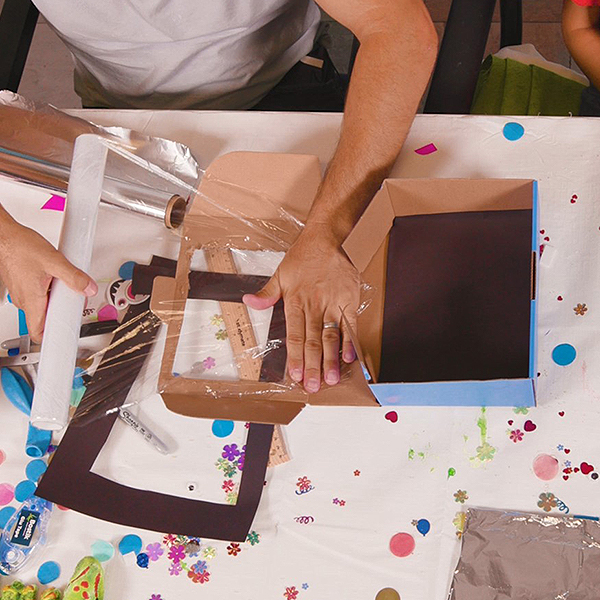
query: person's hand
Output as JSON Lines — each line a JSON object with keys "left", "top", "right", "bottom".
{"left": 243, "top": 224, "right": 358, "bottom": 393}
{"left": 0, "top": 213, "right": 97, "bottom": 343}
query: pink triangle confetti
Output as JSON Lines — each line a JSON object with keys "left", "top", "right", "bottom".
{"left": 41, "top": 195, "right": 66, "bottom": 212}
{"left": 98, "top": 304, "right": 119, "bottom": 322}
{"left": 414, "top": 143, "right": 438, "bottom": 156}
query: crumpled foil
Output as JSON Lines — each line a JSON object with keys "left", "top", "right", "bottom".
{"left": 449, "top": 508, "right": 600, "bottom": 599}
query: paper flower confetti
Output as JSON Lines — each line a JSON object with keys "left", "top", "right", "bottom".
{"left": 538, "top": 492, "right": 558, "bottom": 512}
{"left": 454, "top": 490, "right": 469, "bottom": 504}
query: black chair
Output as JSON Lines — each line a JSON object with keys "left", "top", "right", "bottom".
{"left": 347, "top": 0, "right": 522, "bottom": 114}
{"left": 424, "top": 0, "right": 522, "bottom": 114}
{"left": 0, "top": 0, "right": 39, "bottom": 93}
{"left": 0, "top": 0, "right": 521, "bottom": 115}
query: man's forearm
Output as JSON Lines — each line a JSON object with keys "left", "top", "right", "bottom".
{"left": 306, "top": 2, "right": 437, "bottom": 244}
{"left": 563, "top": 2, "right": 600, "bottom": 89}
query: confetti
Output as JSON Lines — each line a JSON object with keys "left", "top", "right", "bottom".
{"left": 389, "top": 532, "right": 415, "bottom": 558}
{"left": 414, "top": 143, "right": 437, "bottom": 155}
{"left": 503, "top": 122, "right": 525, "bottom": 141}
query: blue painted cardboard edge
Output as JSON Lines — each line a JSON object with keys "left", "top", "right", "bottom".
{"left": 371, "top": 379, "right": 535, "bottom": 407}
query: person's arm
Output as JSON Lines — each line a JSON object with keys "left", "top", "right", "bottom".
{"left": 0, "top": 205, "right": 97, "bottom": 342}
{"left": 244, "top": 0, "right": 437, "bottom": 392}
{"left": 563, "top": 0, "right": 600, "bottom": 88}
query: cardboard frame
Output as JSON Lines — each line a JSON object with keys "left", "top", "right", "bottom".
{"left": 151, "top": 152, "right": 378, "bottom": 425}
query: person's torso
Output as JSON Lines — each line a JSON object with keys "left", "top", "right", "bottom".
{"left": 33, "top": 0, "right": 321, "bottom": 109}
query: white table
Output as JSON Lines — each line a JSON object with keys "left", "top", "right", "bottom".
{"left": 1, "top": 110, "right": 599, "bottom": 600}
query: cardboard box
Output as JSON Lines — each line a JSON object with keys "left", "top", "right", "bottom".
{"left": 344, "top": 177, "right": 538, "bottom": 409}
{"left": 150, "top": 152, "right": 538, "bottom": 424}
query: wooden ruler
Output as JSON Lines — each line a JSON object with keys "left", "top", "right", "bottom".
{"left": 204, "top": 247, "right": 290, "bottom": 466}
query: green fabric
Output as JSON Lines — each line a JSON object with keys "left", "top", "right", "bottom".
{"left": 471, "top": 55, "right": 587, "bottom": 116}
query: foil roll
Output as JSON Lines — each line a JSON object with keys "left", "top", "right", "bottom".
{"left": 0, "top": 90, "right": 200, "bottom": 228}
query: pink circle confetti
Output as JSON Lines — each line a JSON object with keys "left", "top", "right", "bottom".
{"left": 0, "top": 483, "right": 15, "bottom": 506}
{"left": 389, "top": 532, "right": 415, "bottom": 558}
{"left": 533, "top": 454, "right": 559, "bottom": 481}
{"left": 0, "top": 450, "right": 5, "bottom": 466}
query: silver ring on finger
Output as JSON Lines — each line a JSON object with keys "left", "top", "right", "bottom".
{"left": 323, "top": 321, "right": 339, "bottom": 330}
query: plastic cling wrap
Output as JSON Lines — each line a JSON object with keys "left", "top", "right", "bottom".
{"left": 65, "top": 149, "right": 377, "bottom": 429}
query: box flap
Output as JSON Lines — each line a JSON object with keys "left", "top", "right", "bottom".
{"left": 342, "top": 184, "right": 395, "bottom": 273}
{"left": 162, "top": 393, "right": 305, "bottom": 425}
{"left": 386, "top": 178, "right": 534, "bottom": 215}
{"left": 191, "top": 151, "right": 322, "bottom": 222}
{"left": 305, "top": 361, "right": 380, "bottom": 406}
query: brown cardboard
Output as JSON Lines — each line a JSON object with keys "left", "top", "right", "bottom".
{"left": 150, "top": 150, "right": 535, "bottom": 424}
{"left": 151, "top": 152, "right": 377, "bottom": 425}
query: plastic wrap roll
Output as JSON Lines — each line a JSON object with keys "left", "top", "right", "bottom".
{"left": 31, "top": 135, "right": 108, "bottom": 431}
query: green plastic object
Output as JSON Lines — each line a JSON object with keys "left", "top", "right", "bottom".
{"left": 63, "top": 557, "right": 104, "bottom": 600}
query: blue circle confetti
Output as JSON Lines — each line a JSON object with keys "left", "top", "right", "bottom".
{"left": 91, "top": 540, "right": 115, "bottom": 562}
{"left": 416, "top": 519, "right": 431, "bottom": 537}
{"left": 552, "top": 343, "right": 577, "bottom": 366}
{"left": 0, "top": 506, "right": 16, "bottom": 529}
{"left": 118, "top": 261, "right": 136, "bottom": 280}
{"left": 503, "top": 122, "right": 525, "bottom": 141}
{"left": 212, "top": 420, "right": 234, "bottom": 438}
{"left": 26, "top": 459, "right": 47, "bottom": 483}
{"left": 136, "top": 552, "right": 149, "bottom": 568}
{"left": 37, "top": 561, "right": 61, "bottom": 585}
{"left": 119, "top": 534, "right": 143, "bottom": 556}
{"left": 15, "top": 480, "right": 36, "bottom": 502}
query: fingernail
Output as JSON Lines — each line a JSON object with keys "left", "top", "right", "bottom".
{"left": 291, "top": 369, "right": 303, "bottom": 382}
{"left": 325, "top": 370, "right": 339, "bottom": 385}
{"left": 84, "top": 281, "right": 98, "bottom": 297}
{"left": 305, "top": 379, "right": 320, "bottom": 393}
{"left": 343, "top": 349, "right": 356, "bottom": 363}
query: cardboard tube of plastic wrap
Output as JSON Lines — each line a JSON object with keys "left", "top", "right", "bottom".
{"left": 31, "top": 135, "right": 108, "bottom": 431}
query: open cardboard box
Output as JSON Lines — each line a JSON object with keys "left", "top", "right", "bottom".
{"left": 345, "top": 177, "right": 538, "bottom": 409}
{"left": 150, "top": 152, "right": 538, "bottom": 424}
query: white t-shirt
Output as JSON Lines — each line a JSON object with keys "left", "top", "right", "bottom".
{"left": 33, "top": 0, "right": 321, "bottom": 109}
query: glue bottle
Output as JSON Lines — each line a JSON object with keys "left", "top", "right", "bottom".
{"left": 0, "top": 496, "right": 53, "bottom": 575}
